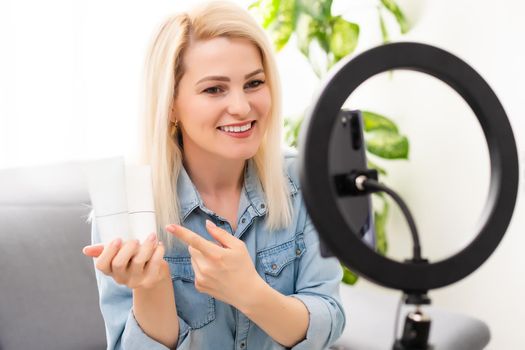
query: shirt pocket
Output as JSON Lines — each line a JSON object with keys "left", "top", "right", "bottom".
{"left": 256, "top": 235, "right": 306, "bottom": 296}
{"left": 165, "top": 256, "right": 216, "bottom": 329}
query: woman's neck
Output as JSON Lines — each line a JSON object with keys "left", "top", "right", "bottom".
{"left": 182, "top": 151, "right": 245, "bottom": 199}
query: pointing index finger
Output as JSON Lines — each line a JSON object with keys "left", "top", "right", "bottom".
{"left": 167, "top": 224, "right": 221, "bottom": 256}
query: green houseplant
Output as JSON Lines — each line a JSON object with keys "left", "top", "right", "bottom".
{"left": 249, "top": 0, "right": 411, "bottom": 284}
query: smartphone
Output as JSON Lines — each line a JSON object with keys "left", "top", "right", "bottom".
{"left": 319, "top": 109, "right": 376, "bottom": 257}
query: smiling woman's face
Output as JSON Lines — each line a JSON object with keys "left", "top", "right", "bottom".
{"left": 173, "top": 36, "right": 271, "bottom": 162}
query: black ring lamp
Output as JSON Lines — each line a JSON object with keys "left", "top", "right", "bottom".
{"left": 298, "top": 42, "right": 519, "bottom": 293}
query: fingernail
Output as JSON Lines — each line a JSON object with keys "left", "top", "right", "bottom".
{"left": 166, "top": 224, "right": 175, "bottom": 231}
{"left": 148, "top": 232, "right": 157, "bottom": 242}
{"left": 82, "top": 246, "right": 89, "bottom": 254}
{"left": 206, "top": 219, "right": 216, "bottom": 228}
{"left": 111, "top": 238, "right": 121, "bottom": 247}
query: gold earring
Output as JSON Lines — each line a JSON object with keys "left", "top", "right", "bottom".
{"left": 170, "top": 120, "right": 179, "bottom": 138}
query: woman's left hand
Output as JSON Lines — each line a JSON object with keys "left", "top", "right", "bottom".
{"left": 166, "top": 220, "right": 264, "bottom": 310}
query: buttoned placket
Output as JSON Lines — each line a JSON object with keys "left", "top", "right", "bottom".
{"left": 235, "top": 306, "right": 250, "bottom": 350}
{"left": 177, "top": 159, "right": 273, "bottom": 349}
{"left": 200, "top": 207, "right": 254, "bottom": 350}
{"left": 232, "top": 202, "right": 267, "bottom": 350}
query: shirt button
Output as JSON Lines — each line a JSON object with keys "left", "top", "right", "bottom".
{"left": 240, "top": 341, "right": 246, "bottom": 348}
{"left": 260, "top": 203, "right": 265, "bottom": 209}
{"left": 271, "top": 263, "right": 277, "bottom": 270}
{"left": 296, "top": 248, "right": 302, "bottom": 256}
{"left": 241, "top": 218, "right": 246, "bottom": 224}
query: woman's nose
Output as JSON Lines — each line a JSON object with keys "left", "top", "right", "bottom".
{"left": 227, "top": 90, "right": 251, "bottom": 116}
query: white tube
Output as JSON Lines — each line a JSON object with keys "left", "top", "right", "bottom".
{"left": 126, "top": 164, "right": 157, "bottom": 243}
{"left": 84, "top": 156, "right": 131, "bottom": 244}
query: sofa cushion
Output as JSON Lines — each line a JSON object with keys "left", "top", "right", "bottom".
{"left": 0, "top": 162, "right": 106, "bottom": 350}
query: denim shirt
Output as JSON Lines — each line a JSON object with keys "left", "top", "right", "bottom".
{"left": 91, "top": 151, "right": 346, "bottom": 349}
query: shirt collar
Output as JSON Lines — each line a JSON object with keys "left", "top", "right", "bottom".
{"left": 177, "top": 158, "right": 297, "bottom": 221}
{"left": 176, "top": 165, "right": 202, "bottom": 221}
{"left": 243, "top": 158, "right": 267, "bottom": 216}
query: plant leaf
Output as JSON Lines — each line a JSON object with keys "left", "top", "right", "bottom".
{"left": 260, "top": 0, "right": 280, "bottom": 28}
{"left": 380, "top": 0, "right": 410, "bottom": 34}
{"left": 373, "top": 193, "right": 390, "bottom": 255}
{"left": 297, "top": 0, "right": 333, "bottom": 21}
{"left": 362, "top": 110, "right": 398, "bottom": 133}
{"left": 284, "top": 115, "right": 303, "bottom": 148}
{"left": 249, "top": 0, "right": 278, "bottom": 28}
{"left": 292, "top": 115, "right": 303, "bottom": 142}
{"left": 248, "top": 0, "right": 261, "bottom": 10}
{"left": 366, "top": 130, "right": 409, "bottom": 159}
{"left": 329, "top": 16, "right": 359, "bottom": 61}
{"left": 367, "top": 159, "right": 387, "bottom": 175}
{"left": 341, "top": 263, "right": 359, "bottom": 285}
{"left": 284, "top": 118, "right": 295, "bottom": 148}
{"left": 378, "top": 7, "right": 389, "bottom": 44}
{"left": 295, "top": 13, "right": 313, "bottom": 56}
{"left": 296, "top": 12, "right": 331, "bottom": 65}
{"left": 269, "top": 0, "right": 297, "bottom": 51}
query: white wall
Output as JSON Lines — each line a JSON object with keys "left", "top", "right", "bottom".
{"left": 0, "top": 0, "right": 246, "bottom": 168}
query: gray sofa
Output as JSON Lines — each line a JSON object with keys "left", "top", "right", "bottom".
{"left": 0, "top": 160, "right": 491, "bottom": 350}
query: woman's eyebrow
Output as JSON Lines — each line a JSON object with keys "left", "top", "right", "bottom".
{"left": 195, "top": 68, "right": 264, "bottom": 85}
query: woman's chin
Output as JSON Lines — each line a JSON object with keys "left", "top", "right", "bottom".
{"left": 217, "top": 149, "right": 258, "bottom": 162}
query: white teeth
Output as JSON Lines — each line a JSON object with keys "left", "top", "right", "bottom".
{"left": 219, "top": 122, "right": 253, "bottom": 133}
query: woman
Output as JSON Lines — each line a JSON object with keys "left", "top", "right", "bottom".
{"left": 82, "top": 1, "right": 346, "bottom": 349}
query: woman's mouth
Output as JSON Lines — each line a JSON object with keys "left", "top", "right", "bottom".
{"left": 217, "top": 121, "right": 256, "bottom": 138}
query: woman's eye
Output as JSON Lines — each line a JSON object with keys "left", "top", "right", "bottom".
{"left": 203, "top": 86, "right": 223, "bottom": 94}
{"left": 245, "top": 80, "right": 265, "bottom": 89}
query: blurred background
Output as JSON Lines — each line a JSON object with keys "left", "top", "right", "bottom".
{"left": 1, "top": 0, "right": 523, "bottom": 348}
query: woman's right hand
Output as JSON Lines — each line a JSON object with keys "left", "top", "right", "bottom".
{"left": 82, "top": 233, "right": 170, "bottom": 290}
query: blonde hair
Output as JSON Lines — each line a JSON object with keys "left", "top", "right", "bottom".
{"left": 139, "top": 1, "right": 292, "bottom": 247}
